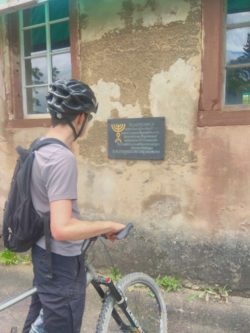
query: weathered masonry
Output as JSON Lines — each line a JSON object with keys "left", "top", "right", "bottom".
{"left": 0, "top": 0, "right": 250, "bottom": 291}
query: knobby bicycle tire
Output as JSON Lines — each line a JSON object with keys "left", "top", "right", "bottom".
{"left": 96, "top": 272, "right": 167, "bottom": 333}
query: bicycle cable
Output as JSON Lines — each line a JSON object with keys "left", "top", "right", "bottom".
{"left": 99, "top": 237, "right": 116, "bottom": 268}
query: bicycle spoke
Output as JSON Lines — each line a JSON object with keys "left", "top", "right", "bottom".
{"left": 106, "top": 283, "right": 162, "bottom": 332}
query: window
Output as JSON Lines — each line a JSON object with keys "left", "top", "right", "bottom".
{"left": 198, "top": 0, "right": 250, "bottom": 126}
{"left": 225, "top": 1, "right": 250, "bottom": 106}
{"left": 6, "top": 0, "right": 79, "bottom": 127}
{"left": 20, "top": 0, "right": 71, "bottom": 117}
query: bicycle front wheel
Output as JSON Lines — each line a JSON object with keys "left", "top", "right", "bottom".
{"left": 96, "top": 272, "right": 167, "bottom": 333}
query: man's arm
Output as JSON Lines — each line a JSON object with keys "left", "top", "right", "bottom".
{"left": 50, "top": 200, "right": 125, "bottom": 241}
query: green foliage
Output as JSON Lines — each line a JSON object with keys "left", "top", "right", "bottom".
{"left": 156, "top": 275, "right": 182, "bottom": 292}
{"left": 0, "top": 249, "right": 31, "bottom": 265}
{"left": 108, "top": 266, "right": 123, "bottom": 282}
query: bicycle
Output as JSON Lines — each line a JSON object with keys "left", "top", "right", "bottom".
{"left": 0, "top": 224, "right": 168, "bottom": 333}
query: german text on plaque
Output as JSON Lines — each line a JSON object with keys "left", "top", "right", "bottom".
{"left": 108, "top": 117, "right": 165, "bottom": 160}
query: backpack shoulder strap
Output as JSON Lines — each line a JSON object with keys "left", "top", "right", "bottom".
{"left": 31, "top": 138, "right": 69, "bottom": 152}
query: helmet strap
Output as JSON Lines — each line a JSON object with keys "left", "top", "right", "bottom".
{"left": 67, "top": 121, "right": 79, "bottom": 141}
{"left": 67, "top": 114, "right": 87, "bottom": 141}
{"left": 76, "top": 119, "right": 86, "bottom": 139}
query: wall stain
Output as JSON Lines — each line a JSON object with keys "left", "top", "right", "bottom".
{"left": 119, "top": 0, "right": 157, "bottom": 29}
{"left": 142, "top": 193, "right": 181, "bottom": 220}
{"left": 120, "top": 0, "right": 135, "bottom": 29}
{"left": 79, "top": 13, "right": 89, "bottom": 30}
{"left": 166, "top": 129, "right": 197, "bottom": 165}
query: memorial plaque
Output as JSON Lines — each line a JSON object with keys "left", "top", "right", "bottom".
{"left": 108, "top": 117, "right": 165, "bottom": 160}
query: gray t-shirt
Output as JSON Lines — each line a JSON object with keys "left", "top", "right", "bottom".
{"left": 31, "top": 139, "right": 84, "bottom": 256}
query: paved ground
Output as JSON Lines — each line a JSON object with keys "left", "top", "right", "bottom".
{"left": 0, "top": 264, "right": 250, "bottom": 333}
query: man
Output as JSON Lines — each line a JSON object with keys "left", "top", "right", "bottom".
{"left": 22, "top": 79, "right": 125, "bottom": 333}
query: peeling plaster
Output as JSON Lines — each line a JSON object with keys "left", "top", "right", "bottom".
{"left": 149, "top": 58, "right": 200, "bottom": 137}
{"left": 92, "top": 79, "right": 142, "bottom": 120}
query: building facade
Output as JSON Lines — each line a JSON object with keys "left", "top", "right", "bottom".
{"left": 0, "top": 0, "right": 250, "bottom": 291}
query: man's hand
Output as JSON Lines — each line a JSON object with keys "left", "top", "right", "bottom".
{"left": 104, "top": 222, "right": 126, "bottom": 241}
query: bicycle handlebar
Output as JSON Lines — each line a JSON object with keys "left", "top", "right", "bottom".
{"left": 81, "top": 223, "right": 134, "bottom": 254}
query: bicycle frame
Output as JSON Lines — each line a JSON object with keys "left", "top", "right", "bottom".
{"left": 0, "top": 262, "right": 144, "bottom": 332}
{"left": 0, "top": 224, "right": 145, "bottom": 332}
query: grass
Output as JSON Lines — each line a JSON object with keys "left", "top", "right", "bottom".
{"left": 187, "top": 285, "right": 232, "bottom": 303}
{"left": 108, "top": 266, "right": 123, "bottom": 281}
{"left": 156, "top": 275, "right": 182, "bottom": 292}
{"left": 0, "top": 249, "right": 31, "bottom": 265}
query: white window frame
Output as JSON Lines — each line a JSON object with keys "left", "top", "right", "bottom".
{"left": 19, "top": 0, "right": 70, "bottom": 118}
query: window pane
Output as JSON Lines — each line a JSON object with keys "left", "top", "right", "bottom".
{"left": 26, "top": 87, "right": 48, "bottom": 114}
{"left": 25, "top": 57, "right": 48, "bottom": 85}
{"left": 23, "top": 4, "right": 45, "bottom": 27}
{"left": 226, "top": 28, "right": 250, "bottom": 65}
{"left": 49, "top": 0, "right": 69, "bottom": 21}
{"left": 50, "top": 21, "right": 70, "bottom": 50}
{"left": 225, "top": 67, "right": 250, "bottom": 105}
{"left": 227, "top": 12, "right": 250, "bottom": 25}
{"left": 52, "top": 52, "right": 71, "bottom": 81}
{"left": 24, "top": 27, "right": 46, "bottom": 57}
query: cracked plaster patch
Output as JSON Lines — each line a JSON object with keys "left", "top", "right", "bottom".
{"left": 91, "top": 79, "right": 141, "bottom": 121}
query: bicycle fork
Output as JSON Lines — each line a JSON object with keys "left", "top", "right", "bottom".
{"left": 92, "top": 276, "right": 145, "bottom": 333}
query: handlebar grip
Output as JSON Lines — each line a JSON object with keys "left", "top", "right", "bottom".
{"left": 115, "top": 223, "right": 134, "bottom": 240}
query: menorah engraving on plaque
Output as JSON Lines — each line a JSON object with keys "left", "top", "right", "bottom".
{"left": 111, "top": 124, "right": 126, "bottom": 143}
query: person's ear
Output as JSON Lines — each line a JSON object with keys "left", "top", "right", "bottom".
{"left": 76, "top": 113, "right": 85, "bottom": 125}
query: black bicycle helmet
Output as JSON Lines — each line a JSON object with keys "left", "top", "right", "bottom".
{"left": 47, "top": 79, "right": 98, "bottom": 118}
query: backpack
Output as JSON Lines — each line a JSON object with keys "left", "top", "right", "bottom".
{"left": 2, "top": 138, "right": 68, "bottom": 253}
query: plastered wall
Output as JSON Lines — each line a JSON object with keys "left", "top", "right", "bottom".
{"left": 0, "top": 0, "right": 250, "bottom": 291}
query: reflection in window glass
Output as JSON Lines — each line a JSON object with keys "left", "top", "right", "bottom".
{"left": 52, "top": 53, "right": 71, "bottom": 81}
{"left": 49, "top": 0, "right": 69, "bottom": 21}
{"left": 24, "top": 27, "right": 46, "bottom": 57}
{"left": 23, "top": 4, "right": 45, "bottom": 27}
{"left": 25, "top": 57, "right": 48, "bottom": 85}
{"left": 225, "top": 2, "right": 250, "bottom": 106}
{"left": 50, "top": 22, "right": 70, "bottom": 50}
{"left": 20, "top": 0, "right": 71, "bottom": 117}
{"left": 227, "top": 12, "right": 250, "bottom": 25}
{"left": 226, "top": 28, "right": 250, "bottom": 65}
{"left": 26, "top": 87, "right": 48, "bottom": 114}
{"left": 225, "top": 67, "right": 250, "bottom": 105}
